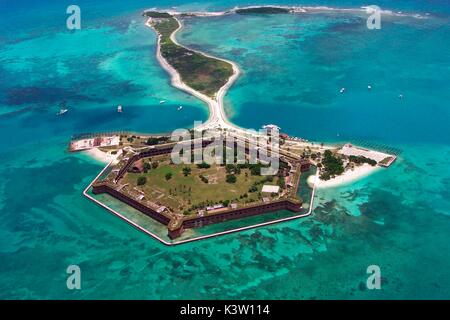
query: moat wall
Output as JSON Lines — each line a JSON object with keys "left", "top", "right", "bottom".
{"left": 170, "top": 199, "right": 303, "bottom": 239}
{"left": 92, "top": 184, "right": 302, "bottom": 239}
{"left": 92, "top": 184, "right": 171, "bottom": 226}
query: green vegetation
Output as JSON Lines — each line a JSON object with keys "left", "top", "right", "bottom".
{"left": 199, "top": 174, "right": 209, "bottom": 183}
{"left": 224, "top": 163, "right": 269, "bottom": 176}
{"left": 146, "top": 136, "right": 170, "bottom": 146}
{"left": 182, "top": 167, "right": 192, "bottom": 176}
{"left": 150, "top": 15, "right": 234, "bottom": 98}
{"left": 143, "top": 162, "right": 152, "bottom": 173}
{"left": 349, "top": 155, "right": 377, "bottom": 166}
{"left": 226, "top": 164, "right": 242, "bottom": 174}
{"left": 143, "top": 11, "right": 173, "bottom": 18}
{"left": 320, "top": 150, "right": 344, "bottom": 181}
{"left": 123, "top": 159, "right": 277, "bottom": 214}
{"left": 249, "top": 163, "right": 267, "bottom": 176}
{"left": 235, "top": 7, "right": 290, "bottom": 14}
{"left": 278, "top": 176, "right": 286, "bottom": 188}
{"left": 226, "top": 174, "right": 237, "bottom": 183}
{"left": 197, "top": 162, "right": 211, "bottom": 169}
{"left": 137, "top": 176, "right": 147, "bottom": 186}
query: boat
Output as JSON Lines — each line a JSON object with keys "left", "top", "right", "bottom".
{"left": 340, "top": 87, "right": 346, "bottom": 93}
{"left": 159, "top": 100, "right": 166, "bottom": 104}
{"left": 398, "top": 94, "right": 403, "bottom": 99}
{"left": 177, "top": 106, "right": 183, "bottom": 111}
{"left": 57, "top": 101, "right": 69, "bottom": 116}
{"left": 117, "top": 105, "right": 123, "bottom": 113}
{"left": 56, "top": 108, "right": 68, "bottom": 116}
{"left": 262, "top": 124, "right": 281, "bottom": 131}
{"left": 368, "top": 85, "right": 372, "bottom": 90}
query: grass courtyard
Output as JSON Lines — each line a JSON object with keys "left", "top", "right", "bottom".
{"left": 123, "top": 159, "right": 281, "bottom": 215}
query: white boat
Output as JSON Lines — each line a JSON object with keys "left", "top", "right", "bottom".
{"left": 117, "top": 105, "right": 123, "bottom": 113}
{"left": 177, "top": 106, "right": 183, "bottom": 111}
{"left": 367, "top": 85, "right": 372, "bottom": 90}
{"left": 262, "top": 124, "right": 281, "bottom": 131}
{"left": 398, "top": 94, "right": 403, "bottom": 99}
{"left": 340, "top": 87, "right": 346, "bottom": 93}
{"left": 56, "top": 108, "right": 68, "bottom": 116}
{"left": 159, "top": 100, "right": 166, "bottom": 104}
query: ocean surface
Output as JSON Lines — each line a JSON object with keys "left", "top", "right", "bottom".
{"left": 0, "top": 0, "right": 449, "bottom": 299}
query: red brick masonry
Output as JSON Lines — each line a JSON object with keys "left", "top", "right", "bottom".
{"left": 92, "top": 183, "right": 302, "bottom": 239}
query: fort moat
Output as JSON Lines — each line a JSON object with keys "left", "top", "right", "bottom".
{"left": 84, "top": 132, "right": 313, "bottom": 241}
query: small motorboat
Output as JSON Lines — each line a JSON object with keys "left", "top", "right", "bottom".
{"left": 57, "top": 101, "right": 69, "bottom": 116}
{"left": 159, "top": 100, "right": 166, "bottom": 104}
{"left": 177, "top": 106, "right": 183, "bottom": 111}
{"left": 57, "top": 108, "right": 68, "bottom": 116}
{"left": 117, "top": 105, "right": 123, "bottom": 113}
{"left": 367, "top": 85, "right": 372, "bottom": 90}
{"left": 398, "top": 94, "right": 403, "bottom": 99}
{"left": 340, "top": 87, "right": 346, "bottom": 94}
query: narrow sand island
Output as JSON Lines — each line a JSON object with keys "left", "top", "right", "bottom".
{"left": 144, "top": 11, "right": 241, "bottom": 132}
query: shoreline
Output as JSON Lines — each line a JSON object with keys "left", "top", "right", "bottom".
{"left": 145, "top": 17, "right": 243, "bottom": 133}
{"left": 83, "top": 147, "right": 120, "bottom": 164}
{"left": 307, "top": 163, "right": 381, "bottom": 189}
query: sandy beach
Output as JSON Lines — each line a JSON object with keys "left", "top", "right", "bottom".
{"left": 84, "top": 148, "right": 121, "bottom": 164}
{"left": 145, "top": 17, "right": 243, "bottom": 133}
{"left": 307, "top": 163, "right": 381, "bottom": 189}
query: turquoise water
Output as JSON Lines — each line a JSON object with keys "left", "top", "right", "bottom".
{"left": 0, "top": 1, "right": 449, "bottom": 299}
